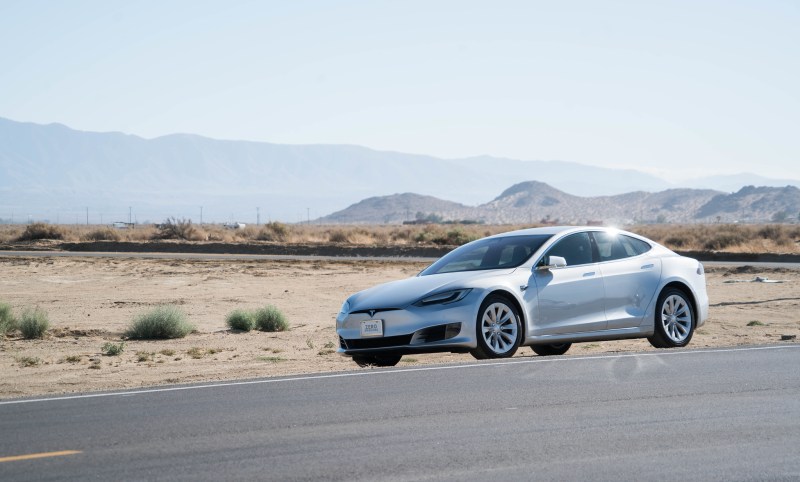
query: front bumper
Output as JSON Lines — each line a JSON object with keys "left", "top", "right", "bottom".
{"left": 336, "top": 301, "right": 478, "bottom": 355}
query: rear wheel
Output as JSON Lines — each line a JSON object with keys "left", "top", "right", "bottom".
{"left": 470, "top": 295, "right": 522, "bottom": 360}
{"left": 531, "top": 343, "right": 571, "bottom": 356}
{"left": 351, "top": 354, "right": 402, "bottom": 367}
{"left": 648, "top": 288, "right": 695, "bottom": 348}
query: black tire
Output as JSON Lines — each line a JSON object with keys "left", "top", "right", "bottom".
{"left": 351, "top": 354, "right": 402, "bottom": 367}
{"left": 531, "top": 343, "right": 572, "bottom": 356}
{"left": 648, "top": 288, "right": 695, "bottom": 349}
{"left": 470, "top": 295, "right": 522, "bottom": 360}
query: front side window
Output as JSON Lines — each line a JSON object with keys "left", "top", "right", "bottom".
{"left": 421, "top": 235, "right": 552, "bottom": 276}
{"left": 545, "top": 232, "right": 593, "bottom": 266}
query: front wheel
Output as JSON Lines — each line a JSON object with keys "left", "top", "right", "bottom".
{"left": 531, "top": 343, "right": 571, "bottom": 356}
{"left": 470, "top": 295, "right": 522, "bottom": 360}
{"left": 351, "top": 354, "right": 402, "bottom": 367}
{"left": 648, "top": 288, "right": 695, "bottom": 348}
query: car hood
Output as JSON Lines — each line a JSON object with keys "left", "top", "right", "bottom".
{"left": 347, "top": 269, "right": 514, "bottom": 311}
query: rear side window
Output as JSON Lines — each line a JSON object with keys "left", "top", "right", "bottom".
{"left": 592, "top": 231, "right": 651, "bottom": 262}
{"left": 621, "top": 235, "right": 651, "bottom": 255}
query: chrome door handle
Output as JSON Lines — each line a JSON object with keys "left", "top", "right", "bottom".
{"left": 583, "top": 272, "right": 596, "bottom": 277}
{"left": 640, "top": 264, "right": 654, "bottom": 270}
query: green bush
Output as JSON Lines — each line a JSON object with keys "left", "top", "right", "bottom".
{"left": 101, "top": 341, "right": 125, "bottom": 356}
{"left": 254, "top": 305, "right": 289, "bottom": 332}
{"left": 0, "top": 302, "right": 16, "bottom": 335}
{"left": 18, "top": 307, "right": 50, "bottom": 339}
{"left": 124, "top": 305, "right": 195, "bottom": 339}
{"left": 226, "top": 309, "right": 256, "bottom": 331}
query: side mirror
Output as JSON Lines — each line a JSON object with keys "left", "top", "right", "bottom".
{"left": 536, "top": 255, "right": 567, "bottom": 271}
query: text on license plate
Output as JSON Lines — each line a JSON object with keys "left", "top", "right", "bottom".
{"left": 360, "top": 320, "right": 383, "bottom": 337}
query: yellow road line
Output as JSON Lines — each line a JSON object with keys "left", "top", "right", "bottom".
{"left": 0, "top": 450, "right": 81, "bottom": 463}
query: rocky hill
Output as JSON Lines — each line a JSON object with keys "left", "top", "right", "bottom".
{"left": 3, "top": 117, "right": 799, "bottom": 223}
{"left": 318, "top": 181, "right": 799, "bottom": 224}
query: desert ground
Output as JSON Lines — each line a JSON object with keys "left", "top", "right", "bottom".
{"left": 1, "top": 255, "right": 798, "bottom": 399}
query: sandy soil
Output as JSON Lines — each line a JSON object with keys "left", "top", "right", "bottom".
{"left": 1, "top": 256, "right": 798, "bottom": 399}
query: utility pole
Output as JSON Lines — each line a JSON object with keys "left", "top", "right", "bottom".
{"left": 307, "top": 207, "right": 310, "bottom": 225}
{"left": 200, "top": 206, "right": 203, "bottom": 225}
{"left": 256, "top": 207, "right": 260, "bottom": 226}
{"left": 129, "top": 206, "right": 132, "bottom": 224}
{"left": 86, "top": 207, "right": 89, "bottom": 225}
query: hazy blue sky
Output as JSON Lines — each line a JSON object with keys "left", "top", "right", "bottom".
{"left": 1, "top": 0, "right": 798, "bottom": 180}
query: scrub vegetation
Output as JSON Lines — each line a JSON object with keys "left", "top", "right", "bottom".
{"left": 101, "top": 341, "right": 125, "bottom": 356}
{"left": 0, "top": 302, "right": 16, "bottom": 336}
{"left": 225, "top": 309, "right": 256, "bottom": 332}
{"left": 124, "top": 305, "right": 194, "bottom": 340}
{"left": 2, "top": 222, "right": 800, "bottom": 253}
{"left": 18, "top": 307, "right": 50, "bottom": 339}
{"left": 254, "top": 305, "right": 289, "bottom": 332}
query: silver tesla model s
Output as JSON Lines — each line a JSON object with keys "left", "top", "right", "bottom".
{"left": 337, "top": 226, "right": 709, "bottom": 367}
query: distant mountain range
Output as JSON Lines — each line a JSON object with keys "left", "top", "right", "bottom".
{"left": 319, "top": 181, "right": 800, "bottom": 224}
{"left": 1, "top": 117, "right": 798, "bottom": 223}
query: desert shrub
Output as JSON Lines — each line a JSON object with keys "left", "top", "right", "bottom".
{"left": 414, "top": 225, "right": 445, "bottom": 244}
{"left": 18, "top": 307, "right": 50, "bottom": 339}
{"left": 152, "top": 217, "right": 206, "bottom": 241}
{"left": 0, "top": 302, "right": 15, "bottom": 335}
{"left": 756, "top": 225, "right": 791, "bottom": 246}
{"left": 226, "top": 309, "right": 256, "bottom": 331}
{"left": 440, "top": 228, "right": 477, "bottom": 246}
{"left": 101, "top": 341, "right": 125, "bottom": 356}
{"left": 327, "top": 229, "right": 351, "bottom": 243}
{"left": 124, "top": 305, "right": 194, "bottom": 339}
{"left": 663, "top": 236, "right": 688, "bottom": 248}
{"left": 83, "top": 227, "right": 122, "bottom": 242}
{"left": 257, "top": 222, "right": 289, "bottom": 242}
{"left": 702, "top": 225, "right": 748, "bottom": 251}
{"left": 233, "top": 225, "right": 258, "bottom": 240}
{"left": 254, "top": 305, "right": 289, "bottom": 332}
{"left": 15, "top": 223, "right": 65, "bottom": 241}
{"left": 17, "top": 356, "right": 42, "bottom": 367}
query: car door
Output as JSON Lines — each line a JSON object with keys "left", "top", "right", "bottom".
{"left": 591, "top": 231, "right": 662, "bottom": 329}
{"left": 528, "top": 232, "right": 607, "bottom": 335}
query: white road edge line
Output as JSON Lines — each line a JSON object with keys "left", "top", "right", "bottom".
{"left": 1, "top": 344, "right": 797, "bottom": 406}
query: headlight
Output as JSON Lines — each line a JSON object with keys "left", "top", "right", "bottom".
{"left": 339, "top": 300, "right": 350, "bottom": 315}
{"left": 413, "top": 289, "right": 472, "bottom": 307}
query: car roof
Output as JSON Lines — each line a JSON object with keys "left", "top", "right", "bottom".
{"left": 488, "top": 226, "right": 589, "bottom": 237}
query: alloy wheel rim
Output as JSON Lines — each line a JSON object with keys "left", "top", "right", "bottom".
{"left": 480, "top": 302, "right": 518, "bottom": 354}
{"left": 660, "top": 294, "right": 692, "bottom": 343}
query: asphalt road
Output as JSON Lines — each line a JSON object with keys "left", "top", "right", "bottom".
{"left": 1, "top": 345, "right": 799, "bottom": 481}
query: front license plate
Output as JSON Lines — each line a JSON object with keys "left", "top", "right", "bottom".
{"left": 360, "top": 320, "right": 383, "bottom": 337}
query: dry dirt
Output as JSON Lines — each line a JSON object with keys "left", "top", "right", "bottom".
{"left": 1, "top": 256, "right": 798, "bottom": 399}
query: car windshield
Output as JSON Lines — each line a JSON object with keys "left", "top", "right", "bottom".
{"left": 420, "top": 234, "right": 553, "bottom": 276}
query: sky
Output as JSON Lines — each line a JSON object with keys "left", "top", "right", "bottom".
{"left": 1, "top": 0, "right": 798, "bottom": 181}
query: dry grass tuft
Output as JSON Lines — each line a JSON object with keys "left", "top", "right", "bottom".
{"left": 82, "top": 227, "right": 122, "bottom": 242}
